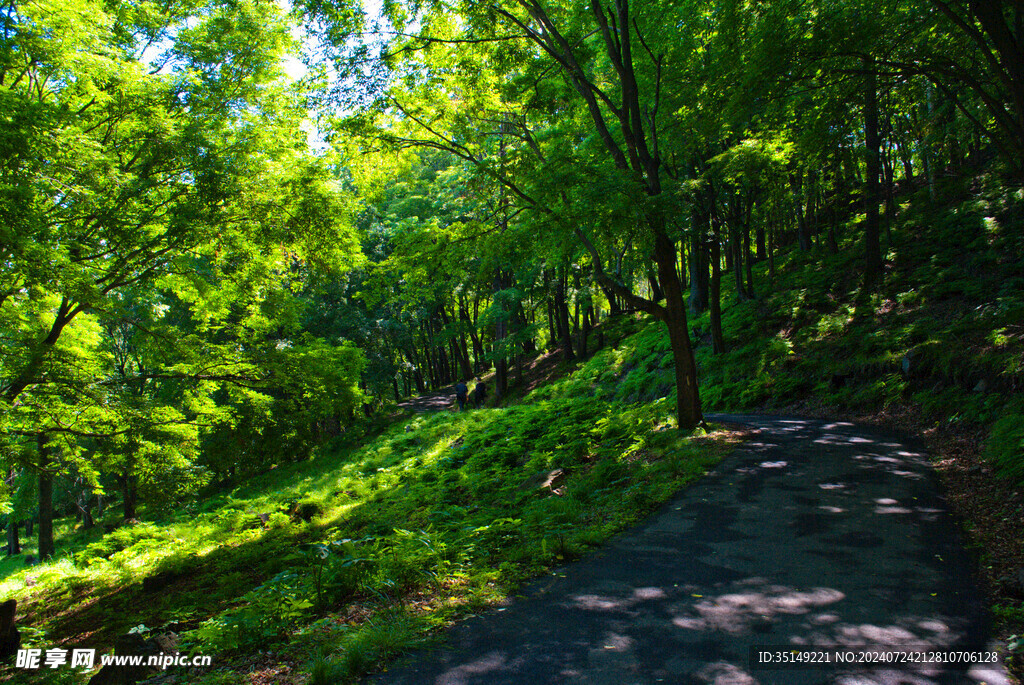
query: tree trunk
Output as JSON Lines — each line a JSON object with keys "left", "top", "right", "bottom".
{"left": 442, "top": 307, "right": 473, "bottom": 380}
{"left": 898, "top": 133, "right": 914, "bottom": 182}
{"left": 493, "top": 269, "right": 509, "bottom": 401}
{"left": 448, "top": 339, "right": 461, "bottom": 383}
{"left": 601, "top": 284, "right": 622, "bottom": 315}
{"left": 37, "top": 434, "right": 55, "bottom": 560}
{"left": 710, "top": 211, "right": 726, "bottom": 355}
{"left": 863, "top": 56, "right": 884, "bottom": 291}
{"left": 646, "top": 271, "right": 664, "bottom": 303}
{"left": 688, "top": 217, "right": 709, "bottom": 313}
{"left": 580, "top": 279, "right": 594, "bottom": 358}
{"left": 882, "top": 112, "right": 896, "bottom": 248}
{"left": 743, "top": 196, "right": 755, "bottom": 299}
{"left": 459, "top": 299, "right": 485, "bottom": 373}
{"left": 730, "top": 215, "right": 745, "bottom": 299}
{"left": 458, "top": 331, "right": 472, "bottom": 377}
{"left": 755, "top": 217, "right": 767, "bottom": 261}
{"left": 122, "top": 456, "right": 138, "bottom": 522}
{"left": 78, "top": 489, "right": 94, "bottom": 529}
{"left": 791, "top": 172, "right": 811, "bottom": 251}
{"left": 827, "top": 205, "right": 839, "bottom": 254}
{"left": 723, "top": 227, "right": 734, "bottom": 271}
{"left": 436, "top": 320, "right": 451, "bottom": 385}
{"left": 924, "top": 86, "right": 937, "bottom": 202}
{"left": 555, "top": 267, "right": 575, "bottom": 362}
{"left": 653, "top": 230, "right": 702, "bottom": 429}
{"left": 421, "top": 326, "right": 436, "bottom": 390}
{"left": 965, "top": 0, "right": 1024, "bottom": 173}
{"left": 808, "top": 170, "right": 820, "bottom": 249}
{"left": 6, "top": 518, "right": 19, "bottom": 557}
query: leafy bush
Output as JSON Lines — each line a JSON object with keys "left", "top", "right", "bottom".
{"left": 986, "top": 404, "right": 1024, "bottom": 485}
{"left": 184, "top": 571, "right": 313, "bottom": 653}
{"left": 75, "top": 523, "right": 165, "bottom": 566}
{"left": 303, "top": 538, "right": 374, "bottom": 608}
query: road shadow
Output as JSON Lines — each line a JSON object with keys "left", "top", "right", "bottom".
{"left": 371, "top": 415, "right": 1009, "bottom": 685}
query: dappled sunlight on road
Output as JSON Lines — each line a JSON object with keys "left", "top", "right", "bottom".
{"left": 375, "top": 415, "right": 1008, "bottom": 685}
{"left": 695, "top": 661, "right": 760, "bottom": 684}
{"left": 670, "top": 581, "right": 845, "bottom": 634}
{"left": 433, "top": 652, "right": 509, "bottom": 685}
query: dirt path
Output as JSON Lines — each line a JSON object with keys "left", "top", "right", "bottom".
{"left": 397, "top": 389, "right": 457, "bottom": 414}
{"left": 371, "top": 414, "right": 1011, "bottom": 685}
{"left": 395, "top": 350, "right": 573, "bottom": 415}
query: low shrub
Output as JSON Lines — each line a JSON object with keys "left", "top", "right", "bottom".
{"left": 986, "top": 403, "right": 1024, "bottom": 486}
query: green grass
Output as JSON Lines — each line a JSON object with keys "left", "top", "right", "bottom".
{"left": 1, "top": 324, "right": 736, "bottom": 684}
{"left": 7, "top": 174, "right": 1020, "bottom": 685}
{"left": 683, "top": 177, "right": 1024, "bottom": 434}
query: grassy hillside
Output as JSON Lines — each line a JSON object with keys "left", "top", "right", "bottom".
{"left": 602, "top": 173, "right": 1024, "bottom": 673}
{"left": 696, "top": 179, "right": 1023, "bottom": 427}
{"left": 703, "top": 177, "right": 1024, "bottom": 672}
{"left": 0, "top": 322, "right": 739, "bottom": 685}
{"left": 3, "top": 174, "right": 1022, "bottom": 684}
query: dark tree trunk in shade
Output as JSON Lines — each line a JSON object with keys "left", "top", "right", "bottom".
{"left": 554, "top": 267, "right": 574, "bottom": 362}
{"left": 791, "top": 172, "right": 811, "bottom": 252}
{"left": 601, "top": 285, "right": 621, "bottom": 315}
{"left": 6, "top": 518, "right": 19, "bottom": 557}
{"left": 492, "top": 269, "right": 509, "bottom": 402}
{"left": 647, "top": 271, "right": 664, "bottom": 303}
{"left": 688, "top": 220, "right": 709, "bottom": 313}
{"left": 441, "top": 307, "right": 473, "bottom": 380}
{"left": 653, "top": 229, "right": 702, "bottom": 429}
{"left": 122, "top": 456, "right": 138, "bottom": 522}
{"left": 37, "top": 434, "right": 55, "bottom": 560}
{"left": 78, "top": 488, "right": 94, "bottom": 529}
{"left": 863, "top": 56, "right": 883, "bottom": 291}
{"left": 580, "top": 280, "right": 593, "bottom": 358}
{"left": 709, "top": 206, "right": 726, "bottom": 355}
{"left": 459, "top": 299, "right": 485, "bottom": 373}
{"left": 515, "top": 303, "right": 536, "bottom": 353}
{"left": 742, "top": 195, "right": 755, "bottom": 299}
{"left": 755, "top": 218, "right": 766, "bottom": 261}
{"left": 730, "top": 214, "right": 745, "bottom": 300}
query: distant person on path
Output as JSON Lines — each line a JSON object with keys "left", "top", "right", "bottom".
{"left": 455, "top": 380, "right": 468, "bottom": 411}
{"left": 470, "top": 381, "right": 487, "bottom": 409}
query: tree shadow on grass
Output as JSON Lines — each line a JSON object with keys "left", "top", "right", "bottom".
{"left": 370, "top": 416, "right": 1008, "bottom": 685}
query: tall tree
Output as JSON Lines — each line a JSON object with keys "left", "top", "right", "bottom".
{"left": 1, "top": 0, "right": 363, "bottom": 553}
{"left": 308, "top": 0, "right": 706, "bottom": 427}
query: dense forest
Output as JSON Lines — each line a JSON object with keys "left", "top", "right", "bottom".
{"left": 2, "top": 0, "right": 1024, "bottom": 682}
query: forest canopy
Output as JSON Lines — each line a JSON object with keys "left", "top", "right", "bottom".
{"left": 2, "top": 0, "right": 1023, "bottom": 562}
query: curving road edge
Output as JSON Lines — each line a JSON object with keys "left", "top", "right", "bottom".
{"left": 372, "top": 414, "right": 1013, "bottom": 685}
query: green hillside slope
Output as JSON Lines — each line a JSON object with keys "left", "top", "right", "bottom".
{"left": 0, "top": 326, "right": 737, "bottom": 684}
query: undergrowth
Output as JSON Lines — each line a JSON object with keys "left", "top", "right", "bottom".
{"left": 5, "top": 176, "right": 1021, "bottom": 684}
{"left": 1, "top": 326, "right": 734, "bottom": 684}
{"left": 685, "top": 177, "right": 1023, "bottom": 473}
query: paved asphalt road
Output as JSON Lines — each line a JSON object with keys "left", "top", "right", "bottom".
{"left": 371, "top": 414, "right": 1012, "bottom": 685}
